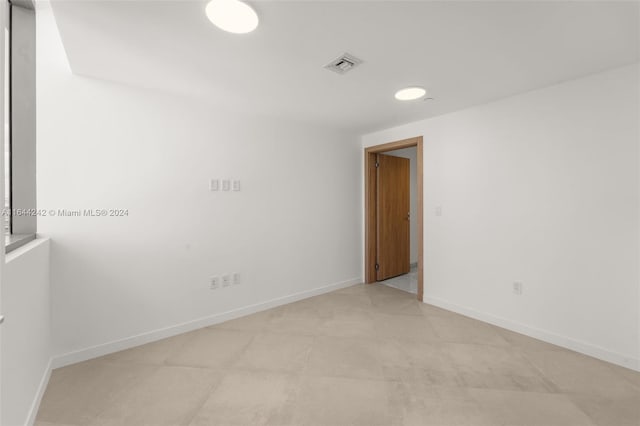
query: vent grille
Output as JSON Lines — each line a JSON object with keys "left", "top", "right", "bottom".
{"left": 324, "top": 53, "right": 363, "bottom": 75}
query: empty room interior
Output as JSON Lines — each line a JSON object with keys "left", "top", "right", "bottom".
{"left": 0, "top": 0, "right": 639, "bottom": 425}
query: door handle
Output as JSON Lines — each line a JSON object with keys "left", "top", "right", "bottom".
{"left": 0, "top": 315, "right": 4, "bottom": 325}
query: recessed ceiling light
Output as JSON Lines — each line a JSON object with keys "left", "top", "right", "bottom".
{"left": 205, "top": 0, "right": 259, "bottom": 34}
{"left": 395, "top": 87, "right": 427, "bottom": 101}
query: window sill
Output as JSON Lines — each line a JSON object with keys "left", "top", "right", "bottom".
{"left": 5, "top": 233, "right": 37, "bottom": 253}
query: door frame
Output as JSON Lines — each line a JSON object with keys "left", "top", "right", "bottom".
{"left": 365, "top": 136, "right": 424, "bottom": 300}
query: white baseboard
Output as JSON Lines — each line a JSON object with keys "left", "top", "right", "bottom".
{"left": 52, "top": 277, "right": 362, "bottom": 369}
{"left": 423, "top": 295, "right": 640, "bottom": 372}
{"left": 26, "top": 358, "right": 52, "bottom": 426}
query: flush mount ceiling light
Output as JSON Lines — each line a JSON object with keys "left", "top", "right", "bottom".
{"left": 205, "top": 0, "right": 259, "bottom": 34}
{"left": 395, "top": 86, "right": 427, "bottom": 101}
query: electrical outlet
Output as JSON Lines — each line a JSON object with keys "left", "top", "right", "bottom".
{"left": 232, "top": 272, "right": 241, "bottom": 285}
{"left": 222, "top": 274, "right": 231, "bottom": 287}
{"left": 513, "top": 282, "right": 523, "bottom": 295}
{"left": 210, "top": 276, "right": 219, "bottom": 290}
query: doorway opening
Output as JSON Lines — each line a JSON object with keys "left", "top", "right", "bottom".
{"left": 365, "top": 136, "right": 423, "bottom": 300}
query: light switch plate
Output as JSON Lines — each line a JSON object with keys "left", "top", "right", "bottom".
{"left": 232, "top": 180, "right": 241, "bottom": 191}
{"left": 209, "top": 179, "right": 219, "bottom": 191}
{"left": 210, "top": 276, "right": 219, "bottom": 290}
{"left": 222, "top": 180, "right": 231, "bottom": 191}
{"left": 513, "top": 282, "right": 523, "bottom": 295}
{"left": 222, "top": 274, "right": 231, "bottom": 287}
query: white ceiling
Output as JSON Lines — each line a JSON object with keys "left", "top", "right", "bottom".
{"left": 50, "top": 0, "right": 640, "bottom": 134}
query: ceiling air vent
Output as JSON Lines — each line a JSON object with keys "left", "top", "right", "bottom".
{"left": 324, "top": 53, "right": 363, "bottom": 75}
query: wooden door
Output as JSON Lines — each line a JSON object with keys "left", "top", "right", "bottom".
{"left": 376, "top": 153, "right": 410, "bottom": 281}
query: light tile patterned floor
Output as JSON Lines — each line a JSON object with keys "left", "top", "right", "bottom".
{"left": 381, "top": 265, "right": 418, "bottom": 294}
{"left": 36, "top": 284, "right": 640, "bottom": 426}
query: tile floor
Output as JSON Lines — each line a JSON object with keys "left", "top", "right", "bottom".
{"left": 35, "top": 284, "right": 640, "bottom": 426}
{"left": 380, "top": 265, "right": 418, "bottom": 294}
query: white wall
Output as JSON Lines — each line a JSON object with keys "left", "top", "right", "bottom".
{"left": 37, "top": 6, "right": 361, "bottom": 365}
{"left": 363, "top": 64, "right": 640, "bottom": 370}
{"left": 1, "top": 239, "right": 51, "bottom": 426}
{"left": 384, "top": 147, "right": 418, "bottom": 264}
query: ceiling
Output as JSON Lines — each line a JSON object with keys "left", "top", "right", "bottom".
{"left": 50, "top": 0, "right": 640, "bottom": 134}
